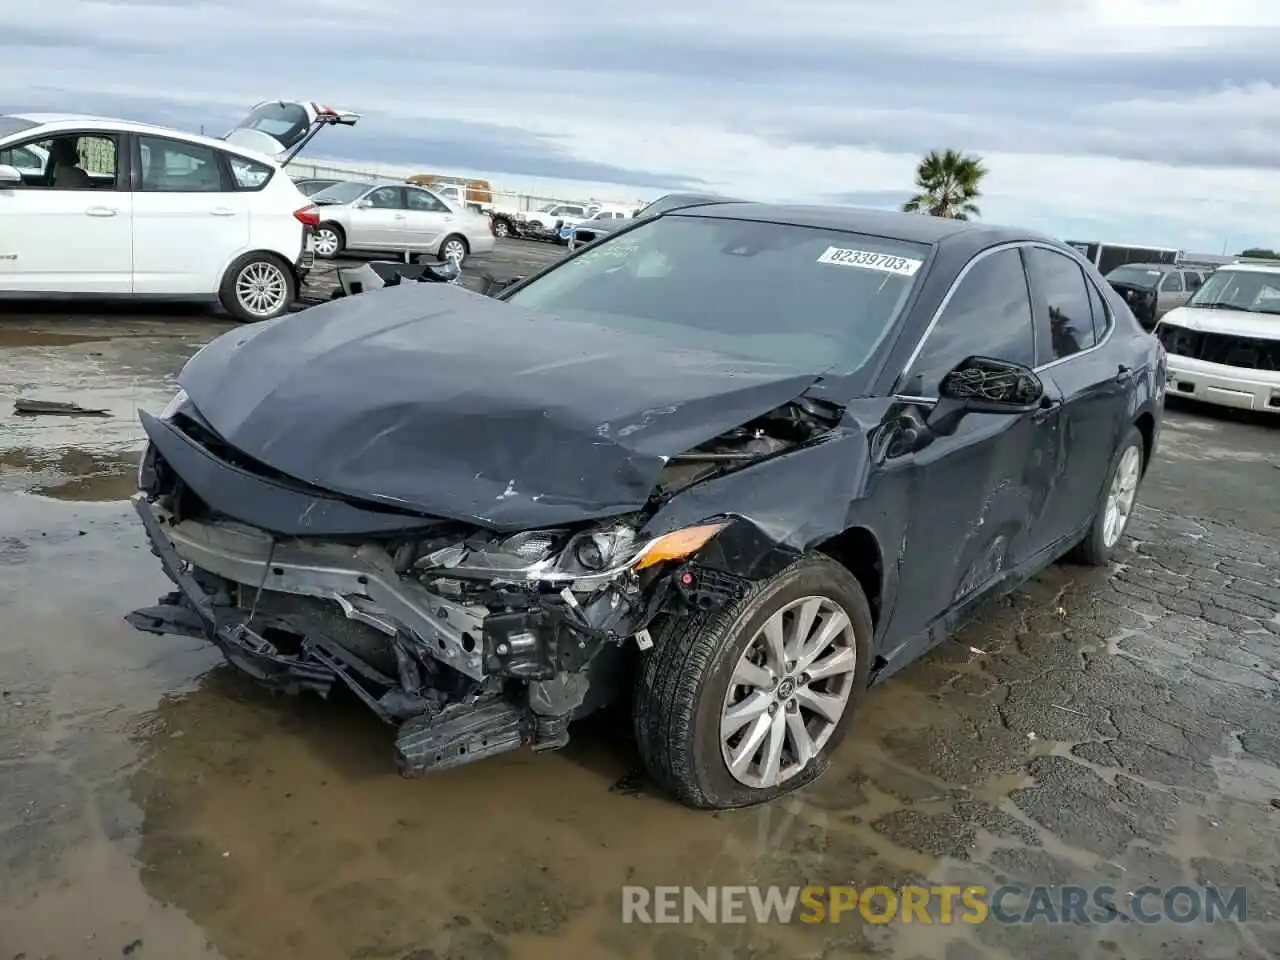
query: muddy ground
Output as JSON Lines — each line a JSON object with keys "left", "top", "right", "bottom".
{"left": 1, "top": 240, "right": 1279, "bottom": 959}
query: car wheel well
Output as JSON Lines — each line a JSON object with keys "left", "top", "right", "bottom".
{"left": 1134, "top": 412, "right": 1155, "bottom": 474}
{"left": 815, "top": 526, "right": 883, "bottom": 628}
{"left": 317, "top": 221, "right": 345, "bottom": 239}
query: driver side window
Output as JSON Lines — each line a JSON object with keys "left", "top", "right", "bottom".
{"left": 900, "top": 247, "right": 1036, "bottom": 397}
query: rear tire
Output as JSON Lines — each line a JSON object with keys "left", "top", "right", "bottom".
{"left": 313, "top": 223, "right": 345, "bottom": 258}
{"left": 492, "top": 218, "right": 511, "bottom": 239}
{"left": 1065, "top": 425, "right": 1145, "bottom": 566}
{"left": 218, "top": 252, "right": 296, "bottom": 324}
{"left": 633, "top": 554, "right": 872, "bottom": 809}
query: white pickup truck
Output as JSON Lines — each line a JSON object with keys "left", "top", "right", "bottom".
{"left": 512, "top": 202, "right": 597, "bottom": 242}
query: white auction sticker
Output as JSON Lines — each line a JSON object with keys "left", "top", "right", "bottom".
{"left": 817, "top": 247, "right": 923, "bottom": 276}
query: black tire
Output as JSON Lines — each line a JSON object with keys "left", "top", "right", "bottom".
{"left": 313, "top": 222, "right": 345, "bottom": 258}
{"left": 438, "top": 234, "right": 469, "bottom": 266}
{"left": 492, "top": 218, "right": 511, "bottom": 239}
{"left": 1065, "top": 425, "right": 1145, "bottom": 566}
{"left": 218, "top": 252, "right": 296, "bottom": 324}
{"left": 633, "top": 554, "right": 873, "bottom": 809}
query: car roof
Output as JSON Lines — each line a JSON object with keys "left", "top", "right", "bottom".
{"left": 1222, "top": 260, "right": 1280, "bottom": 274}
{"left": 1113, "top": 262, "right": 1179, "bottom": 271}
{"left": 3, "top": 113, "right": 278, "bottom": 165}
{"left": 671, "top": 203, "right": 1052, "bottom": 247}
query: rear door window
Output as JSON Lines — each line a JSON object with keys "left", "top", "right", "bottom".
{"left": 1160, "top": 271, "right": 1184, "bottom": 292}
{"left": 1025, "top": 247, "right": 1098, "bottom": 360}
{"left": 137, "top": 136, "right": 226, "bottom": 193}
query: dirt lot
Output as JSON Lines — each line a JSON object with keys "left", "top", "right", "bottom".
{"left": 1, "top": 240, "right": 1279, "bottom": 959}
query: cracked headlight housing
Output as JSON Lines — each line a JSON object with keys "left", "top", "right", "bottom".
{"left": 435, "top": 521, "right": 728, "bottom": 586}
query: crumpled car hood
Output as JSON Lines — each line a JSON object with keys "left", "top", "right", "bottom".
{"left": 179, "top": 283, "right": 823, "bottom": 529}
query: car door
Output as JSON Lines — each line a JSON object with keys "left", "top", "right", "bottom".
{"left": 401, "top": 187, "right": 455, "bottom": 251}
{"left": 130, "top": 134, "right": 250, "bottom": 296}
{"left": 345, "top": 185, "right": 406, "bottom": 248}
{"left": 1023, "top": 246, "right": 1130, "bottom": 550}
{"left": 0, "top": 131, "right": 132, "bottom": 294}
{"left": 882, "top": 244, "right": 1062, "bottom": 655}
{"left": 1155, "top": 269, "right": 1184, "bottom": 319}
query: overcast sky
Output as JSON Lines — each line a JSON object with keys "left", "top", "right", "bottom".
{"left": 2, "top": 0, "right": 1278, "bottom": 252}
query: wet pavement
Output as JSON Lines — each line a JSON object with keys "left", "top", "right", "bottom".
{"left": 1, "top": 252, "right": 1279, "bottom": 959}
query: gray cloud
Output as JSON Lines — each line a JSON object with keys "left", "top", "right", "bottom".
{"left": 1, "top": 0, "right": 1278, "bottom": 249}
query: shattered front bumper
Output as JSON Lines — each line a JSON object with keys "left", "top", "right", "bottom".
{"left": 128, "top": 494, "right": 406, "bottom": 715}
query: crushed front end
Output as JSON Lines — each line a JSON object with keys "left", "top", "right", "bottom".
{"left": 127, "top": 394, "right": 777, "bottom": 777}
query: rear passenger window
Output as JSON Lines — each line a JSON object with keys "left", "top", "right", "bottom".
{"left": 137, "top": 136, "right": 225, "bottom": 193}
{"left": 1160, "top": 271, "right": 1184, "bottom": 293}
{"left": 1183, "top": 271, "right": 1203, "bottom": 291}
{"left": 1026, "top": 248, "right": 1097, "bottom": 360}
{"left": 900, "top": 248, "right": 1036, "bottom": 397}
{"left": 226, "top": 153, "right": 273, "bottom": 190}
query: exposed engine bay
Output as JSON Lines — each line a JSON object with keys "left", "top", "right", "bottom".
{"left": 129, "top": 392, "right": 843, "bottom": 778}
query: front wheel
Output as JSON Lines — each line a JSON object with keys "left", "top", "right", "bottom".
{"left": 492, "top": 218, "right": 511, "bottom": 238}
{"left": 218, "top": 253, "right": 296, "bottom": 323}
{"left": 633, "top": 554, "right": 872, "bottom": 809}
{"left": 312, "top": 223, "right": 345, "bottom": 258}
{"left": 1066, "top": 425, "right": 1145, "bottom": 566}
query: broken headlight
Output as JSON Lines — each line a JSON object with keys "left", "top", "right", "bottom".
{"left": 420, "top": 521, "right": 728, "bottom": 585}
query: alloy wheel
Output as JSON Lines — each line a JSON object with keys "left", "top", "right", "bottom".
{"left": 719, "top": 595, "right": 858, "bottom": 789}
{"left": 442, "top": 238, "right": 467, "bottom": 264}
{"left": 1102, "top": 444, "right": 1141, "bottom": 548}
{"left": 313, "top": 228, "right": 340, "bottom": 257}
{"left": 235, "top": 261, "right": 289, "bottom": 318}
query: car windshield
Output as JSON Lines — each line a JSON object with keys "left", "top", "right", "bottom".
{"left": 1186, "top": 268, "right": 1280, "bottom": 315}
{"left": 310, "top": 181, "right": 371, "bottom": 204}
{"left": 1106, "top": 265, "right": 1163, "bottom": 289}
{"left": 504, "top": 214, "right": 930, "bottom": 373}
{"left": 0, "top": 116, "right": 38, "bottom": 142}
{"left": 537, "top": 203, "right": 560, "bottom": 213}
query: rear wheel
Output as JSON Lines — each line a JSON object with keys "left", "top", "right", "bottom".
{"left": 492, "top": 218, "right": 511, "bottom": 238}
{"left": 219, "top": 253, "right": 296, "bottom": 324}
{"left": 438, "top": 234, "right": 469, "bottom": 266}
{"left": 1066, "top": 425, "right": 1145, "bottom": 566}
{"left": 633, "top": 554, "right": 872, "bottom": 809}
{"left": 313, "top": 223, "right": 345, "bottom": 258}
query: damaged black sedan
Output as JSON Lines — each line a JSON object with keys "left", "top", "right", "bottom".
{"left": 129, "top": 204, "right": 1165, "bottom": 809}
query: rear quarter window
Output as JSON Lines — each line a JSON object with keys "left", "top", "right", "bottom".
{"left": 225, "top": 152, "right": 274, "bottom": 190}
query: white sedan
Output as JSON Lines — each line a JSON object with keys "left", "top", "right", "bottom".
{"left": 308, "top": 181, "right": 496, "bottom": 265}
{"left": 0, "top": 100, "right": 358, "bottom": 323}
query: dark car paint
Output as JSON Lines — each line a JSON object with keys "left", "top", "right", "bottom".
{"left": 175, "top": 281, "right": 826, "bottom": 530}
{"left": 152, "top": 203, "right": 1162, "bottom": 685}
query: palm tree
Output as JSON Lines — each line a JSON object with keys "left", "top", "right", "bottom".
{"left": 902, "top": 149, "right": 987, "bottom": 220}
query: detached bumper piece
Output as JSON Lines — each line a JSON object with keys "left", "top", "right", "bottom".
{"left": 330, "top": 259, "right": 460, "bottom": 299}
{"left": 128, "top": 497, "right": 539, "bottom": 774}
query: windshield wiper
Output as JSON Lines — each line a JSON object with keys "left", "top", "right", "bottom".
{"left": 1191, "top": 301, "right": 1250, "bottom": 311}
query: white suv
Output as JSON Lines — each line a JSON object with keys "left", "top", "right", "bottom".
{"left": 0, "top": 100, "right": 358, "bottom": 322}
{"left": 1156, "top": 258, "right": 1280, "bottom": 413}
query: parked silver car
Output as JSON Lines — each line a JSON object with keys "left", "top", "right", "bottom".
{"left": 1103, "top": 262, "right": 1208, "bottom": 329}
{"left": 309, "top": 181, "right": 495, "bottom": 265}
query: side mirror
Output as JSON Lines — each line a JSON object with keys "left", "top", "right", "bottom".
{"left": 355, "top": 199, "right": 373, "bottom": 209}
{"left": 926, "top": 356, "right": 1044, "bottom": 437}
{"left": 0, "top": 164, "right": 22, "bottom": 186}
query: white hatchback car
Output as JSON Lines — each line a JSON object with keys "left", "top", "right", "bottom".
{"left": 308, "top": 181, "right": 496, "bottom": 265}
{"left": 0, "top": 100, "right": 357, "bottom": 322}
{"left": 1156, "top": 258, "right": 1280, "bottom": 414}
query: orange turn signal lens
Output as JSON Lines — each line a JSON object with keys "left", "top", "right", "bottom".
{"left": 633, "top": 522, "right": 727, "bottom": 571}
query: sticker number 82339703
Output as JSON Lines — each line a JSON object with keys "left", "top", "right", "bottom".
{"left": 817, "top": 247, "right": 923, "bottom": 276}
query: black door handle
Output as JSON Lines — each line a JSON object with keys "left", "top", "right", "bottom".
{"left": 1115, "top": 364, "right": 1135, "bottom": 385}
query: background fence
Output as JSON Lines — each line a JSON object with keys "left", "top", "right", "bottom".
{"left": 286, "top": 158, "right": 646, "bottom": 214}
